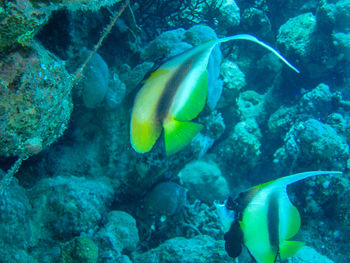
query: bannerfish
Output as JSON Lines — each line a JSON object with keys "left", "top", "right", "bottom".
{"left": 215, "top": 171, "right": 342, "bottom": 263}
{"left": 130, "top": 34, "right": 299, "bottom": 156}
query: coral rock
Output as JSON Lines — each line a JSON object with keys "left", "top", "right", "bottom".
{"left": 61, "top": 237, "right": 98, "bottom": 263}
{"left": 140, "top": 182, "right": 187, "bottom": 217}
{"left": 95, "top": 210, "right": 139, "bottom": 254}
{"left": 291, "top": 246, "right": 334, "bottom": 263}
{"left": 29, "top": 176, "right": 114, "bottom": 240}
{"left": 178, "top": 160, "right": 229, "bottom": 204}
{"left": 277, "top": 12, "right": 316, "bottom": 59}
{"left": 237, "top": 90, "right": 265, "bottom": 120}
{"left": 132, "top": 235, "right": 232, "bottom": 263}
{"left": 0, "top": 44, "right": 73, "bottom": 157}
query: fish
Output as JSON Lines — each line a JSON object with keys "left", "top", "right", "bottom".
{"left": 215, "top": 171, "right": 342, "bottom": 263}
{"left": 130, "top": 34, "right": 299, "bottom": 156}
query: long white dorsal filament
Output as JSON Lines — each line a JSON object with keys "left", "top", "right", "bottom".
{"left": 219, "top": 34, "right": 300, "bottom": 73}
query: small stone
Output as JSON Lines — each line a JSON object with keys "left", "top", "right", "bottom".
{"left": 61, "top": 237, "right": 98, "bottom": 263}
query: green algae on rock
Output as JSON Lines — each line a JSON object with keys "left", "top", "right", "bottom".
{"left": 0, "top": 0, "right": 55, "bottom": 51}
{"left": 0, "top": 43, "right": 73, "bottom": 157}
{"left": 61, "top": 237, "right": 98, "bottom": 263}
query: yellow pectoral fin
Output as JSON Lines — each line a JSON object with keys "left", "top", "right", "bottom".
{"left": 163, "top": 116, "right": 203, "bottom": 156}
{"left": 130, "top": 114, "right": 162, "bottom": 154}
{"left": 278, "top": 196, "right": 303, "bottom": 260}
{"left": 279, "top": 240, "right": 304, "bottom": 260}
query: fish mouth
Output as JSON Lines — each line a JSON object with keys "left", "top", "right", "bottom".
{"left": 214, "top": 200, "right": 224, "bottom": 206}
{"left": 214, "top": 197, "right": 236, "bottom": 210}
{"left": 214, "top": 200, "right": 227, "bottom": 215}
{"left": 214, "top": 199, "right": 236, "bottom": 233}
{"left": 214, "top": 200, "right": 232, "bottom": 212}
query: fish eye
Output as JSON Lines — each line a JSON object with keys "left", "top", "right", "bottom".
{"left": 225, "top": 196, "right": 237, "bottom": 210}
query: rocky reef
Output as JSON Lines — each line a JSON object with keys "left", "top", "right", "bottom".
{"left": 1, "top": 0, "right": 350, "bottom": 262}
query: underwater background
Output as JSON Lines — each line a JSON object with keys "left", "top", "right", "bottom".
{"left": 0, "top": 0, "right": 350, "bottom": 262}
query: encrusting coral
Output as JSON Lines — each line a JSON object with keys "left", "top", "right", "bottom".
{"left": 0, "top": 0, "right": 130, "bottom": 193}
{"left": 0, "top": 44, "right": 72, "bottom": 158}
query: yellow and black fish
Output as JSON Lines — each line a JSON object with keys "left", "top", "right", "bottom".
{"left": 215, "top": 171, "right": 341, "bottom": 263}
{"left": 130, "top": 34, "right": 299, "bottom": 156}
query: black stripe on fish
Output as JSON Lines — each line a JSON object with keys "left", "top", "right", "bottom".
{"left": 155, "top": 47, "right": 207, "bottom": 122}
{"left": 156, "top": 57, "right": 194, "bottom": 121}
{"left": 224, "top": 187, "right": 260, "bottom": 259}
{"left": 224, "top": 220, "right": 244, "bottom": 258}
{"left": 267, "top": 192, "right": 279, "bottom": 250}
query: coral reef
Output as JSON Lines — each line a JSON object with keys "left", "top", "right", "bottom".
{"left": 132, "top": 235, "right": 232, "bottom": 263}
{"left": 141, "top": 28, "right": 187, "bottom": 61}
{"left": 219, "top": 59, "right": 246, "bottom": 107}
{"left": 29, "top": 175, "right": 114, "bottom": 240}
{"left": 0, "top": 0, "right": 53, "bottom": 52}
{"left": 31, "top": 0, "right": 123, "bottom": 11}
{"left": 268, "top": 105, "right": 299, "bottom": 138}
{"left": 215, "top": 0, "right": 241, "bottom": 29}
{"left": 333, "top": 32, "right": 350, "bottom": 61}
{"left": 95, "top": 210, "right": 139, "bottom": 261}
{"left": 0, "top": 0, "right": 349, "bottom": 262}
{"left": 277, "top": 12, "right": 316, "bottom": 59}
{"left": 218, "top": 118, "right": 262, "bottom": 180}
{"left": 178, "top": 160, "right": 229, "bottom": 204}
{"left": 133, "top": 0, "right": 240, "bottom": 39}
{"left": 0, "top": 177, "right": 34, "bottom": 262}
{"left": 61, "top": 237, "right": 98, "bottom": 263}
{"left": 291, "top": 246, "right": 334, "bottom": 263}
{"left": 0, "top": 44, "right": 72, "bottom": 157}
{"left": 273, "top": 119, "right": 349, "bottom": 171}
{"left": 299, "top": 83, "right": 333, "bottom": 120}
{"left": 237, "top": 90, "right": 266, "bottom": 120}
